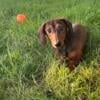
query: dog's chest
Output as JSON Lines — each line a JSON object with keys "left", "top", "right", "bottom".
{"left": 54, "top": 47, "right": 68, "bottom": 61}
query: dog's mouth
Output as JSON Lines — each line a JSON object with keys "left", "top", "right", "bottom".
{"left": 52, "top": 42, "right": 62, "bottom": 48}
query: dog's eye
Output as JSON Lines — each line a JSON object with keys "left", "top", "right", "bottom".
{"left": 47, "top": 28, "right": 51, "bottom": 33}
{"left": 60, "top": 28, "right": 64, "bottom": 32}
{"left": 58, "top": 28, "right": 64, "bottom": 33}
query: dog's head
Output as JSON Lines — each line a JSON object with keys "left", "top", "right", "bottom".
{"left": 38, "top": 19, "right": 73, "bottom": 48}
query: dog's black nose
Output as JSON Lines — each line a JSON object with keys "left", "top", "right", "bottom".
{"left": 55, "top": 41, "right": 61, "bottom": 47}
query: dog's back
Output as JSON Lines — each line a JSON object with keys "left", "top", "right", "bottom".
{"left": 70, "top": 24, "right": 87, "bottom": 51}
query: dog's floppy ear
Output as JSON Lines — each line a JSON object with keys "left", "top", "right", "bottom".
{"left": 60, "top": 19, "right": 73, "bottom": 37}
{"left": 38, "top": 23, "right": 46, "bottom": 45}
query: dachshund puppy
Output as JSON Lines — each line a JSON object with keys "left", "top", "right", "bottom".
{"left": 38, "top": 19, "right": 87, "bottom": 70}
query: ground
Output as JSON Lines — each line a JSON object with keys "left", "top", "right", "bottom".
{"left": 0, "top": 0, "right": 100, "bottom": 100}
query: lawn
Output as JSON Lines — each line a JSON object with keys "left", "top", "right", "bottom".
{"left": 0, "top": 0, "right": 100, "bottom": 100}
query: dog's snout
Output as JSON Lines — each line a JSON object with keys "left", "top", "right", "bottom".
{"left": 55, "top": 41, "right": 61, "bottom": 47}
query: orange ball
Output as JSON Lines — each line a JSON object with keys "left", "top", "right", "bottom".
{"left": 16, "top": 14, "right": 26, "bottom": 23}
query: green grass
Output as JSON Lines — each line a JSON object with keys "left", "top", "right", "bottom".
{"left": 0, "top": 0, "right": 100, "bottom": 100}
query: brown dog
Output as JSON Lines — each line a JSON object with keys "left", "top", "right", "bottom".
{"left": 38, "top": 19, "right": 87, "bottom": 70}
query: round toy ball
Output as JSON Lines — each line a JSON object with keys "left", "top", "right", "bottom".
{"left": 16, "top": 14, "right": 26, "bottom": 23}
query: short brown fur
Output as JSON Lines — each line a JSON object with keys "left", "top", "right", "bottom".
{"left": 38, "top": 19, "right": 87, "bottom": 71}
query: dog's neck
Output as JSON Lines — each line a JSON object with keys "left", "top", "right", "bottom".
{"left": 54, "top": 44, "right": 69, "bottom": 61}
